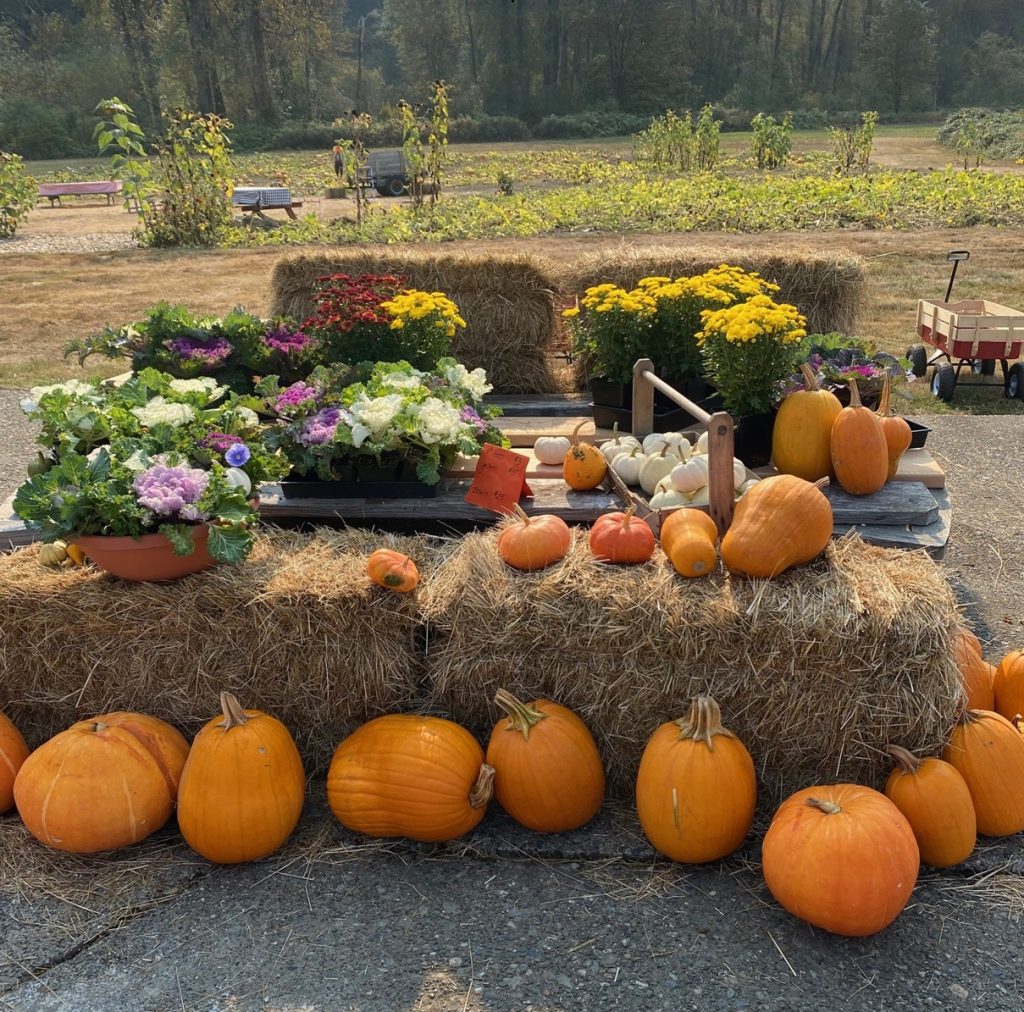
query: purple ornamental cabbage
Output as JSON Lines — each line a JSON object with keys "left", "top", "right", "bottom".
{"left": 200, "top": 431, "right": 244, "bottom": 453}
{"left": 274, "top": 382, "right": 321, "bottom": 415}
{"left": 459, "top": 405, "right": 488, "bottom": 434}
{"left": 134, "top": 463, "right": 210, "bottom": 518}
{"left": 297, "top": 406, "right": 344, "bottom": 446}
{"left": 264, "top": 326, "right": 314, "bottom": 355}
{"left": 165, "top": 335, "right": 233, "bottom": 367}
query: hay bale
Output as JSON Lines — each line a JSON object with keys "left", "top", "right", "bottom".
{"left": 0, "top": 528, "right": 442, "bottom": 772}
{"left": 269, "top": 251, "right": 561, "bottom": 394}
{"left": 420, "top": 531, "right": 961, "bottom": 804}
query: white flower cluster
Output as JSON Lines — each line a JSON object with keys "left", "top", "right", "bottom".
{"left": 349, "top": 393, "right": 405, "bottom": 448}
{"left": 414, "top": 397, "right": 463, "bottom": 445}
{"left": 130, "top": 397, "right": 196, "bottom": 428}
{"left": 168, "top": 377, "right": 228, "bottom": 401}
{"left": 444, "top": 363, "right": 492, "bottom": 400}
{"left": 21, "top": 380, "right": 99, "bottom": 414}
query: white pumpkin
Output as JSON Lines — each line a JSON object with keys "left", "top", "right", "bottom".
{"left": 610, "top": 447, "right": 646, "bottom": 486}
{"left": 670, "top": 456, "right": 709, "bottom": 493}
{"left": 641, "top": 431, "right": 688, "bottom": 456}
{"left": 654, "top": 475, "right": 674, "bottom": 494}
{"left": 687, "top": 485, "right": 710, "bottom": 506}
{"left": 732, "top": 458, "right": 748, "bottom": 489}
{"left": 695, "top": 431, "right": 709, "bottom": 455}
{"left": 534, "top": 436, "right": 571, "bottom": 466}
{"left": 649, "top": 487, "right": 690, "bottom": 509}
{"left": 736, "top": 478, "right": 760, "bottom": 498}
{"left": 639, "top": 446, "right": 686, "bottom": 495}
{"left": 600, "top": 425, "right": 642, "bottom": 463}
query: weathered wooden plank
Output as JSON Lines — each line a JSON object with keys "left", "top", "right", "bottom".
{"left": 753, "top": 448, "right": 945, "bottom": 489}
{"left": 833, "top": 488, "right": 950, "bottom": 559}
{"left": 486, "top": 394, "right": 589, "bottom": 417}
{"left": 496, "top": 416, "right": 617, "bottom": 446}
{"left": 823, "top": 481, "right": 938, "bottom": 526}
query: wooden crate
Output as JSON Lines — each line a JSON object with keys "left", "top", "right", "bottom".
{"left": 916, "top": 299, "right": 1024, "bottom": 360}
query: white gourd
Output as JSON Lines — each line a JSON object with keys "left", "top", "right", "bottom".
{"left": 687, "top": 485, "right": 710, "bottom": 506}
{"left": 610, "top": 448, "right": 646, "bottom": 486}
{"left": 639, "top": 446, "right": 685, "bottom": 495}
{"left": 534, "top": 436, "right": 571, "bottom": 465}
{"left": 654, "top": 475, "right": 674, "bottom": 494}
{"left": 736, "top": 478, "right": 760, "bottom": 497}
{"left": 649, "top": 487, "right": 690, "bottom": 508}
{"left": 642, "top": 431, "right": 687, "bottom": 456}
{"left": 696, "top": 431, "right": 709, "bottom": 455}
{"left": 732, "top": 458, "right": 748, "bottom": 489}
{"left": 670, "top": 455, "right": 709, "bottom": 493}
{"left": 599, "top": 424, "right": 642, "bottom": 463}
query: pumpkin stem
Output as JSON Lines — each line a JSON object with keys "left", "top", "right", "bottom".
{"left": 512, "top": 503, "right": 530, "bottom": 525}
{"left": 494, "top": 688, "right": 548, "bottom": 741}
{"left": 877, "top": 374, "right": 893, "bottom": 417}
{"left": 621, "top": 505, "right": 637, "bottom": 527}
{"left": 799, "top": 362, "right": 820, "bottom": 392}
{"left": 674, "top": 694, "right": 735, "bottom": 751}
{"left": 219, "top": 691, "right": 250, "bottom": 730}
{"left": 571, "top": 421, "right": 586, "bottom": 447}
{"left": 813, "top": 477, "right": 830, "bottom": 489}
{"left": 885, "top": 744, "right": 923, "bottom": 774}
{"left": 90, "top": 722, "right": 108, "bottom": 733}
{"left": 805, "top": 797, "right": 843, "bottom": 815}
{"left": 847, "top": 377, "right": 862, "bottom": 408}
{"left": 469, "top": 763, "right": 496, "bottom": 808}
{"left": 1013, "top": 715, "right": 1023, "bottom": 734}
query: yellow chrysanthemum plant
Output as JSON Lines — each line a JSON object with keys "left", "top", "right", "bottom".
{"left": 562, "top": 283, "right": 658, "bottom": 383}
{"left": 380, "top": 289, "right": 467, "bottom": 360}
{"left": 697, "top": 294, "right": 807, "bottom": 417}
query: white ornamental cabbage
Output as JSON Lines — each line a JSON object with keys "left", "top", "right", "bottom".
{"left": 130, "top": 397, "right": 196, "bottom": 428}
{"left": 22, "top": 380, "right": 99, "bottom": 414}
{"left": 381, "top": 370, "right": 427, "bottom": 391}
{"left": 352, "top": 393, "right": 405, "bottom": 435}
{"left": 168, "top": 377, "right": 228, "bottom": 401}
{"left": 444, "top": 363, "right": 492, "bottom": 400}
{"left": 416, "top": 397, "right": 463, "bottom": 444}
{"left": 234, "top": 405, "right": 260, "bottom": 429}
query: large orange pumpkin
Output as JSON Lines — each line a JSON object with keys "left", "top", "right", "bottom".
{"left": 327, "top": 714, "right": 493, "bottom": 842}
{"left": 955, "top": 631, "right": 995, "bottom": 711}
{"left": 485, "top": 689, "right": 604, "bottom": 833}
{"left": 720, "top": 474, "right": 832, "bottom": 578}
{"left": 563, "top": 422, "right": 608, "bottom": 490}
{"left": 366, "top": 549, "right": 419, "bottom": 592}
{"left": 635, "top": 696, "right": 755, "bottom": 863}
{"left": 771, "top": 363, "right": 842, "bottom": 481}
{"left": 588, "top": 507, "right": 655, "bottom": 564}
{"left": 761, "top": 784, "right": 919, "bottom": 937}
{"left": 497, "top": 505, "right": 571, "bottom": 571}
{"left": 14, "top": 712, "right": 190, "bottom": 854}
{"left": 993, "top": 650, "right": 1024, "bottom": 722}
{"left": 883, "top": 745, "right": 976, "bottom": 868}
{"left": 959, "top": 626, "right": 983, "bottom": 658}
{"left": 830, "top": 378, "right": 888, "bottom": 495}
{"left": 0, "top": 710, "right": 30, "bottom": 814}
{"left": 876, "top": 375, "right": 912, "bottom": 481}
{"left": 943, "top": 708, "right": 1024, "bottom": 837}
{"left": 176, "top": 692, "right": 305, "bottom": 863}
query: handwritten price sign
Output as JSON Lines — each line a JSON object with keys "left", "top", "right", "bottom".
{"left": 464, "top": 443, "right": 533, "bottom": 514}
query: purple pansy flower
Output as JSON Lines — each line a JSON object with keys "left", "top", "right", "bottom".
{"left": 134, "top": 463, "right": 209, "bottom": 518}
{"left": 224, "top": 443, "right": 251, "bottom": 467}
{"left": 165, "top": 335, "right": 233, "bottom": 368}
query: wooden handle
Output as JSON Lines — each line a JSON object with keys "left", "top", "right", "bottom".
{"left": 706, "top": 412, "right": 735, "bottom": 536}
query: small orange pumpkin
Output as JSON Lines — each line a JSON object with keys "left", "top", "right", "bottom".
{"left": 486, "top": 689, "right": 604, "bottom": 833}
{"left": 994, "top": 650, "right": 1024, "bottom": 722}
{"left": 772, "top": 362, "right": 842, "bottom": 481}
{"left": 0, "top": 710, "right": 30, "bottom": 814}
{"left": 367, "top": 548, "right": 419, "bottom": 592}
{"left": 659, "top": 507, "right": 719, "bottom": 556}
{"left": 589, "top": 507, "right": 655, "bottom": 564}
{"left": 14, "top": 712, "right": 190, "bottom": 853}
{"left": 635, "top": 696, "right": 756, "bottom": 863}
{"left": 176, "top": 692, "right": 306, "bottom": 863}
{"left": 883, "top": 745, "right": 976, "bottom": 868}
{"left": 668, "top": 529, "right": 717, "bottom": 578}
{"left": 497, "top": 505, "right": 571, "bottom": 571}
{"left": 955, "top": 630, "right": 995, "bottom": 711}
{"left": 830, "top": 377, "right": 888, "bottom": 495}
{"left": 327, "top": 714, "right": 494, "bottom": 842}
{"left": 942, "top": 708, "right": 1024, "bottom": 837}
{"left": 762, "top": 784, "right": 919, "bottom": 937}
{"left": 563, "top": 421, "right": 608, "bottom": 490}
{"left": 876, "top": 374, "right": 912, "bottom": 481}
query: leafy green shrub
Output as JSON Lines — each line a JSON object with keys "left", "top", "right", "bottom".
{"left": 533, "top": 112, "right": 648, "bottom": 139}
{"left": 0, "top": 99, "right": 94, "bottom": 159}
{"left": 828, "top": 111, "right": 878, "bottom": 174}
{"left": 449, "top": 115, "right": 531, "bottom": 142}
{"left": 0, "top": 150, "right": 36, "bottom": 238}
{"left": 937, "top": 108, "right": 1024, "bottom": 162}
{"left": 751, "top": 112, "right": 794, "bottom": 169}
{"left": 633, "top": 110, "right": 694, "bottom": 170}
{"left": 694, "top": 104, "right": 721, "bottom": 171}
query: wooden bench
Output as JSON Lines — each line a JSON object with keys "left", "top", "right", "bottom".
{"left": 237, "top": 199, "right": 304, "bottom": 220}
{"left": 37, "top": 181, "right": 123, "bottom": 207}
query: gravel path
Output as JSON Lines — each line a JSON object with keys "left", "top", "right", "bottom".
{"left": 0, "top": 233, "right": 140, "bottom": 255}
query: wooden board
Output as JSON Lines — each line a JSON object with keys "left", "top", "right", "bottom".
{"left": 486, "top": 395, "right": 590, "bottom": 418}
{"left": 495, "top": 416, "right": 617, "bottom": 447}
{"left": 823, "top": 481, "right": 938, "bottom": 526}
{"left": 754, "top": 448, "right": 945, "bottom": 489}
{"left": 833, "top": 488, "right": 951, "bottom": 559}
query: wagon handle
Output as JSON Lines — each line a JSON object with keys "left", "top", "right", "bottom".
{"left": 944, "top": 249, "right": 970, "bottom": 303}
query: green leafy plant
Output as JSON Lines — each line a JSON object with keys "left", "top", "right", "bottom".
{"left": 750, "top": 112, "right": 794, "bottom": 170}
{"left": 93, "top": 97, "right": 154, "bottom": 228}
{"left": 828, "top": 111, "right": 878, "bottom": 174}
{"left": 0, "top": 150, "right": 36, "bottom": 238}
{"left": 632, "top": 110, "right": 694, "bottom": 171}
{"left": 694, "top": 104, "right": 721, "bottom": 172}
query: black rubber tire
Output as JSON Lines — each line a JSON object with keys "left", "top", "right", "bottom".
{"left": 906, "top": 344, "right": 928, "bottom": 378}
{"left": 930, "top": 363, "right": 956, "bottom": 402}
{"left": 972, "top": 358, "right": 996, "bottom": 376}
{"left": 1007, "top": 362, "right": 1024, "bottom": 400}
{"left": 384, "top": 176, "right": 406, "bottom": 197}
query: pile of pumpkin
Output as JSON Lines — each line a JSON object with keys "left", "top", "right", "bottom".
{"left": 2, "top": 633, "right": 1022, "bottom": 939}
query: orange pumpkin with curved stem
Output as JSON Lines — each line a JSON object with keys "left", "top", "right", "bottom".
{"left": 328, "top": 714, "right": 494, "bottom": 842}
{"left": 876, "top": 374, "right": 912, "bottom": 481}
{"left": 563, "top": 422, "right": 608, "bottom": 490}
{"left": 830, "top": 377, "right": 888, "bottom": 495}
{"left": 589, "top": 507, "right": 655, "bottom": 564}
{"left": 942, "top": 708, "right": 1024, "bottom": 837}
{"left": 884, "top": 745, "right": 976, "bottom": 868}
{"left": 994, "top": 650, "right": 1024, "bottom": 722}
{"left": 366, "top": 549, "right": 419, "bottom": 593}
{"left": 772, "top": 362, "right": 842, "bottom": 481}
{"left": 497, "top": 505, "right": 570, "bottom": 571}
{"left": 635, "top": 696, "right": 755, "bottom": 863}
{"left": 14, "top": 712, "right": 189, "bottom": 853}
{"left": 955, "top": 631, "right": 995, "bottom": 711}
{"left": 485, "top": 689, "right": 604, "bottom": 832}
{"left": 762, "top": 784, "right": 919, "bottom": 936}
{"left": 176, "top": 693, "right": 305, "bottom": 863}
{"left": 0, "top": 711, "right": 29, "bottom": 814}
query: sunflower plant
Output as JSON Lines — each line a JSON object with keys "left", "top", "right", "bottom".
{"left": 697, "top": 295, "right": 807, "bottom": 416}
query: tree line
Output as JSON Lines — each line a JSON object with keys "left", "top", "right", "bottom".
{"left": 2, "top": 0, "right": 1024, "bottom": 158}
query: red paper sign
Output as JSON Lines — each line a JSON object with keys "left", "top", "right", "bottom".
{"left": 464, "top": 443, "right": 533, "bottom": 514}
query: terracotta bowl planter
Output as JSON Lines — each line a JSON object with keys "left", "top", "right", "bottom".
{"left": 74, "top": 525, "right": 217, "bottom": 583}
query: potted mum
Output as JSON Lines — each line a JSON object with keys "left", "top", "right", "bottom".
{"left": 260, "top": 358, "right": 506, "bottom": 497}
{"left": 13, "top": 449, "right": 257, "bottom": 582}
{"left": 697, "top": 293, "right": 807, "bottom": 467}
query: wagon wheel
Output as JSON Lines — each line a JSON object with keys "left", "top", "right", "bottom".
{"left": 1006, "top": 363, "right": 1024, "bottom": 400}
{"left": 905, "top": 344, "right": 928, "bottom": 378}
{"left": 972, "top": 358, "right": 996, "bottom": 376}
{"left": 930, "top": 363, "right": 955, "bottom": 402}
